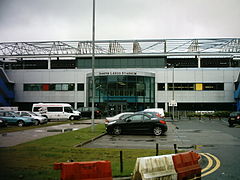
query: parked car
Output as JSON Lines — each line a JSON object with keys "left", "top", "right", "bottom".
{"left": 77, "top": 107, "right": 102, "bottom": 118}
{"left": 32, "top": 103, "right": 80, "bottom": 121}
{"left": 0, "top": 111, "right": 36, "bottom": 127}
{"left": 228, "top": 111, "right": 240, "bottom": 127}
{"left": 105, "top": 112, "right": 167, "bottom": 136}
{"left": 105, "top": 112, "right": 134, "bottom": 123}
{"left": 15, "top": 111, "right": 48, "bottom": 125}
{"left": 143, "top": 108, "right": 165, "bottom": 118}
{"left": 0, "top": 117, "right": 8, "bottom": 127}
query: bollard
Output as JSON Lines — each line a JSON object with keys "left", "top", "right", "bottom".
{"left": 120, "top": 150, "right": 123, "bottom": 173}
{"left": 174, "top": 144, "right": 178, "bottom": 154}
{"left": 156, "top": 143, "right": 159, "bottom": 156}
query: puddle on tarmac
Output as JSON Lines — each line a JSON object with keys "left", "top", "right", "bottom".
{"left": 179, "top": 129, "right": 202, "bottom": 133}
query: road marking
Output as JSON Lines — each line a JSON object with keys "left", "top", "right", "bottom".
{"left": 189, "top": 153, "right": 221, "bottom": 180}
{"left": 200, "top": 153, "right": 221, "bottom": 177}
{"left": 200, "top": 153, "right": 213, "bottom": 173}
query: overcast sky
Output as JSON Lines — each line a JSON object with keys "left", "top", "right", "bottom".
{"left": 0, "top": 0, "right": 240, "bottom": 42}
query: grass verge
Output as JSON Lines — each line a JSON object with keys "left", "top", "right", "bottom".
{"left": 0, "top": 124, "right": 174, "bottom": 180}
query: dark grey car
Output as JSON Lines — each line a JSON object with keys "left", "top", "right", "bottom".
{"left": 228, "top": 111, "right": 240, "bottom": 127}
{"left": 105, "top": 113, "right": 167, "bottom": 136}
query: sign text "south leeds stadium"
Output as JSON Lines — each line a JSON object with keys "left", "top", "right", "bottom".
{"left": 99, "top": 72, "right": 137, "bottom": 75}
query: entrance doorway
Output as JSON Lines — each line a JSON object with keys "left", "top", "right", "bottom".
{"left": 107, "top": 102, "right": 128, "bottom": 116}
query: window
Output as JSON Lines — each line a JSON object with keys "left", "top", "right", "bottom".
{"left": 24, "top": 84, "right": 42, "bottom": 91}
{"left": 47, "top": 107, "right": 63, "bottom": 112}
{"left": 64, "top": 107, "right": 73, "bottom": 113}
{"left": 33, "top": 107, "right": 41, "bottom": 112}
{"left": 77, "top": 84, "right": 84, "bottom": 91}
{"left": 143, "top": 115, "right": 151, "bottom": 121}
{"left": 167, "top": 83, "right": 224, "bottom": 91}
{"left": 168, "top": 83, "right": 195, "bottom": 90}
{"left": 21, "top": 112, "right": 30, "bottom": 116}
{"left": 76, "top": 57, "right": 166, "bottom": 69}
{"left": 157, "top": 83, "right": 165, "bottom": 91}
{"left": 128, "top": 114, "right": 143, "bottom": 121}
{"left": 203, "top": 83, "right": 224, "bottom": 91}
{"left": 24, "top": 83, "right": 75, "bottom": 91}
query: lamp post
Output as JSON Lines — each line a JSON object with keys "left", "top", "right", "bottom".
{"left": 91, "top": 0, "right": 95, "bottom": 131}
{"left": 172, "top": 64, "right": 175, "bottom": 120}
{"left": 167, "top": 63, "right": 175, "bottom": 120}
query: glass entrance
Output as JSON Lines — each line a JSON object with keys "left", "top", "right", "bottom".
{"left": 88, "top": 74, "right": 155, "bottom": 115}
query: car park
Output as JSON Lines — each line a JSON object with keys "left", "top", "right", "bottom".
{"left": 0, "top": 117, "right": 8, "bottom": 127}
{"left": 0, "top": 111, "right": 36, "bottom": 127}
{"left": 105, "top": 112, "right": 167, "bottom": 136}
{"left": 77, "top": 107, "right": 102, "bottom": 118}
{"left": 15, "top": 111, "right": 48, "bottom": 125}
{"left": 228, "top": 111, "right": 240, "bottom": 127}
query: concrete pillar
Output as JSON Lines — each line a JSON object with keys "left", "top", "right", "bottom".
{"left": 48, "top": 57, "right": 51, "bottom": 69}
{"left": 198, "top": 56, "right": 201, "bottom": 68}
{"left": 165, "top": 102, "right": 168, "bottom": 112}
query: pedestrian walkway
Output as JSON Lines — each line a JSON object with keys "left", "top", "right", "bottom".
{"left": 0, "top": 119, "right": 104, "bottom": 147}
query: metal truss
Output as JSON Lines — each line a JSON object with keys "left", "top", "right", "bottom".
{"left": 0, "top": 38, "right": 240, "bottom": 59}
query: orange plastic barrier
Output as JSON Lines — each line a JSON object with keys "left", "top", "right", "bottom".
{"left": 172, "top": 151, "right": 201, "bottom": 180}
{"left": 54, "top": 160, "right": 112, "bottom": 180}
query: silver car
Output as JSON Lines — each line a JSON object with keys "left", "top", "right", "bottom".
{"left": 15, "top": 111, "right": 48, "bottom": 125}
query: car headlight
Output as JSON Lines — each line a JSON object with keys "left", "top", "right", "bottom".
{"left": 0, "top": 120, "right": 3, "bottom": 123}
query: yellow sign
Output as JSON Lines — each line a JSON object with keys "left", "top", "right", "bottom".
{"left": 196, "top": 83, "right": 203, "bottom": 91}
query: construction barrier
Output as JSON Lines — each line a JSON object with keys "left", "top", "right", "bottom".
{"left": 132, "top": 154, "right": 178, "bottom": 180}
{"left": 172, "top": 151, "right": 201, "bottom": 180}
{"left": 54, "top": 160, "right": 112, "bottom": 180}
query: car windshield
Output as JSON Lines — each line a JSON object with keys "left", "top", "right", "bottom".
{"left": 28, "top": 112, "right": 38, "bottom": 116}
{"left": 10, "top": 112, "right": 20, "bottom": 117}
{"left": 119, "top": 114, "right": 133, "bottom": 120}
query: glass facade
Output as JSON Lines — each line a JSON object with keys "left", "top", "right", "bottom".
{"left": 77, "top": 57, "right": 166, "bottom": 69}
{"left": 87, "top": 75, "right": 155, "bottom": 114}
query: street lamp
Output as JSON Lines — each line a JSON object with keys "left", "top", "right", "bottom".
{"left": 172, "top": 64, "right": 175, "bottom": 120}
{"left": 91, "top": 0, "right": 96, "bottom": 131}
{"left": 167, "top": 63, "right": 176, "bottom": 120}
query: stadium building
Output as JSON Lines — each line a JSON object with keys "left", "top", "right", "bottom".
{"left": 0, "top": 38, "right": 240, "bottom": 114}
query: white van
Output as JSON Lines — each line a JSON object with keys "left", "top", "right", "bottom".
{"left": 143, "top": 108, "right": 165, "bottom": 118}
{"left": 32, "top": 103, "right": 80, "bottom": 121}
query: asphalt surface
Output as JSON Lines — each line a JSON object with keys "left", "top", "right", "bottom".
{"left": 84, "top": 117, "right": 240, "bottom": 180}
{"left": 172, "top": 118, "right": 240, "bottom": 180}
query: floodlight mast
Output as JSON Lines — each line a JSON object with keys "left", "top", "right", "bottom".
{"left": 91, "top": 0, "right": 95, "bottom": 131}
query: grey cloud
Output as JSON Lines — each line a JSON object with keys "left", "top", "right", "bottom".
{"left": 0, "top": 0, "right": 240, "bottom": 42}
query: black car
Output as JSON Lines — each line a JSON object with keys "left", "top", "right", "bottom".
{"left": 105, "top": 112, "right": 167, "bottom": 136}
{"left": 77, "top": 107, "right": 102, "bottom": 118}
{"left": 228, "top": 111, "right": 240, "bottom": 127}
{"left": 0, "top": 117, "right": 7, "bottom": 127}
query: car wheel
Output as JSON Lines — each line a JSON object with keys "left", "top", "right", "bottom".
{"left": 112, "top": 126, "right": 122, "bottom": 135}
{"left": 153, "top": 126, "right": 163, "bottom": 136}
{"left": 17, "top": 120, "right": 25, "bottom": 127}
{"left": 69, "top": 116, "right": 75, "bottom": 120}
{"left": 35, "top": 120, "right": 40, "bottom": 125}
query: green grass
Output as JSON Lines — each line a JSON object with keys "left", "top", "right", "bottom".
{"left": 0, "top": 124, "right": 174, "bottom": 180}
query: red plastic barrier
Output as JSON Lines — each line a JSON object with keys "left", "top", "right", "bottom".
{"left": 54, "top": 160, "right": 112, "bottom": 180}
{"left": 172, "top": 151, "right": 201, "bottom": 180}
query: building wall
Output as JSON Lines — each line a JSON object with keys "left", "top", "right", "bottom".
{"left": 155, "top": 68, "right": 238, "bottom": 103}
{"left": 5, "top": 67, "right": 240, "bottom": 110}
